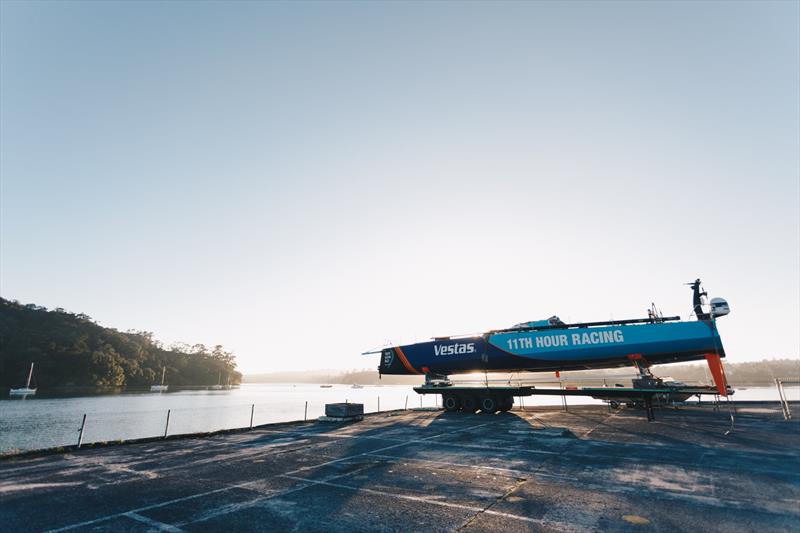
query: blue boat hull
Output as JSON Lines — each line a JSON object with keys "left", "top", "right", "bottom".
{"left": 380, "top": 320, "right": 725, "bottom": 375}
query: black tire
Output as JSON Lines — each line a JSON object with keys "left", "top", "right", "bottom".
{"left": 443, "top": 394, "right": 460, "bottom": 412}
{"left": 480, "top": 396, "right": 498, "bottom": 413}
{"left": 609, "top": 400, "right": 620, "bottom": 409}
{"left": 461, "top": 395, "right": 478, "bottom": 413}
{"left": 499, "top": 396, "right": 513, "bottom": 412}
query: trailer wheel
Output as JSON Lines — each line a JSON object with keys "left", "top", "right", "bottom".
{"left": 499, "top": 396, "right": 513, "bottom": 412}
{"left": 609, "top": 400, "right": 620, "bottom": 409}
{"left": 443, "top": 395, "right": 460, "bottom": 412}
{"left": 480, "top": 396, "right": 498, "bottom": 413}
{"left": 461, "top": 395, "right": 478, "bottom": 413}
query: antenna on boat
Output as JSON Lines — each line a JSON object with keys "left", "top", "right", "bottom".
{"left": 648, "top": 302, "right": 664, "bottom": 322}
{"left": 686, "top": 278, "right": 730, "bottom": 320}
{"left": 686, "top": 278, "right": 709, "bottom": 319}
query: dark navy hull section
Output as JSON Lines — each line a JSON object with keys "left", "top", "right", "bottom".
{"left": 380, "top": 320, "right": 724, "bottom": 376}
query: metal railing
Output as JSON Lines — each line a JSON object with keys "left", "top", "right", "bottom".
{"left": 3, "top": 393, "right": 441, "bottom": 454}
{"left": 775, "top": 378, "right": 798, "bottom": 420}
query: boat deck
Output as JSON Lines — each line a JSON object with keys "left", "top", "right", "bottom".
{"left": 1, "top": 402, "right": 798, "bottom": 532}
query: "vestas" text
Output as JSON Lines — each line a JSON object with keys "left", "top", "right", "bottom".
{"left": 434, "top": 343, "right": 476, "bottom": 356}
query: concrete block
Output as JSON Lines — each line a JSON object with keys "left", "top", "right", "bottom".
{"left": 325, "top": 403, "right": 364, "bottom": 418}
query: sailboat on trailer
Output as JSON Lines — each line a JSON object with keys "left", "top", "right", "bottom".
{"left": 150, "top": 366, "right": 168, "bottom": 392}
{"left": 10, "top": 363, "right": 37, "bottom": 397}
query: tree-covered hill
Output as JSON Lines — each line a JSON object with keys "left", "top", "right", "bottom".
{"left": 0, "top": 298, "right": 241, "bottom": 388}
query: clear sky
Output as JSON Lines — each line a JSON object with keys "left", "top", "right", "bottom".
{"left": 1, "top": 1, "right": 798, "bottom": 373}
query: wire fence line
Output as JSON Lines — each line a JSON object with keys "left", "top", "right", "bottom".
{"left": 2, "top": 393, "right": 441, "bottom": 454}
{"left": 6, "top": 384, "right": 794, "bottom": 454}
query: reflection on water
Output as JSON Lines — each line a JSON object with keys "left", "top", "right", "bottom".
{"left": 0, "top": 384, "right": 795, "bottom": 453}
{"left": 0, "top": 384, "right": 427, "bottom": 453}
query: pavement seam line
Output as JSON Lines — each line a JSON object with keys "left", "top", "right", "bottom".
{"left": 282, "top": 420, "right": 499, "bottom": 476}
{"left": 124, "top": 512, "right": 188, "bottom": 532}
{"left": 458, "top": 407, "right": 617, "bottom": 533}
{"left": 282, "top": 473, "right": 485, "bottom": 511}
{"left": 44, "top": 419, "right": 501, "bottom": 532}
{"left": 365, "top": 452, "right": 579, "bottom": 481}
{"left": 176, "top": 464, "right": 379, "bottom": 526}
{"left": 580, "top": 408, "right": 622, "bottom": 439}
{"left": 481, "top": 508, "right": 589, "bottom": 531}
{"left": 281, "top": 474, "right": 583, "bottom": 531}
{"left": 44, "top": 484, "right": 242, "bottom": 532}
{"left": 455, "top": 477, "right": 528, "bottom": 532}
{"left": 365, "top": 453, "right": 535, "bottom": 477}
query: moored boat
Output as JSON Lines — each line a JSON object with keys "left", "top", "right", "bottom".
{"left": 150, "top": 366, "right": 168, "bottom": 392}
{"left": 210, "top": 371, "right": 227, "bottom": 390}
{"left": 9, "top": 363, "right": 37, "bottom": 397}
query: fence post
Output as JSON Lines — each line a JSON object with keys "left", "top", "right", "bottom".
{"left": 250, "top": 404, "right": 255, "bottom": 429}
{"left": 776, "top": 378, "right": 791, "bottom": 420}
{"left": 77, "top": 414, "right": 87, "bottom": 448}
{"left": 378, "top": 396, "right": 380, "bottom": 413}
{"left": 164, "top": 409, "right": 171, "bottom": 438}
{"left": 304, "top": 401, "right": 308, "bottom": 421}
{"left": 420, "top": 395, "right": 423, "bottom": 408}
{"left": 405, "top": 395, "right": 408, "bottom": 410}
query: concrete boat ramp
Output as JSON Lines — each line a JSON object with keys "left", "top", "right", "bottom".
{"left": 1, "top": 403, "right": 798, "bottom": 532}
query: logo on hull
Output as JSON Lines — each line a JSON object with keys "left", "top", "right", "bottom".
{"left": 434, "top": 343, "right": 476, "bottom": 356}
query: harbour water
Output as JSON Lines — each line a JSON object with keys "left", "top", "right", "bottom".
{"left": 0, "top": 384, "right": 796, "bottom": 454}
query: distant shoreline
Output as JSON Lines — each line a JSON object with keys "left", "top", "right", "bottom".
{"left": 0, "top": 384, "right": 243, "bottom": 398}
{"left": 243, "top": 359, "right": 800, "bottom": 388}
{"left": 240, "top": 377, "right": 799, "bottom": 388}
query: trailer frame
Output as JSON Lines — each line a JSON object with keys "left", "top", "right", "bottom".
{"left": 413, "top": 384, "right": 729, "bottom": 421}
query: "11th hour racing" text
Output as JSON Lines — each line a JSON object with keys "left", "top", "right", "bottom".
{"left": 505, "top": 330, "right": 624, "bottom": 350}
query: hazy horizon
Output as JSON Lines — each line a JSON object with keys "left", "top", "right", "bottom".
{"left": 242, "top": 356, "right": 799, "bottom": 377}
{"left": 2, "top": 1, "right": 798, "bottom": 373}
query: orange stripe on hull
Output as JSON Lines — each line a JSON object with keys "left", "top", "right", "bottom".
{"left": 394, "top": 346, "right": 421, "bottom": 375}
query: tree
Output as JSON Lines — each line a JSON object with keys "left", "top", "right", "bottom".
{"left": 0, "top": 298, "right": 241, "bottom": 388}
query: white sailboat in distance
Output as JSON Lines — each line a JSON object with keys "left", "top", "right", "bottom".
{"left": 150, "top": 366, "right": 168, "bottom": 392}
{"left": 10, "top": 362, "right": 37, "bottom": 397}
{"left": 210, "top": 371, "right": 224, "bottom": 390}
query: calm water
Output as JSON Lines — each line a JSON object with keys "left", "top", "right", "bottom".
{"left": 0, "top": 384, "right": 796, "bottom": 453}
